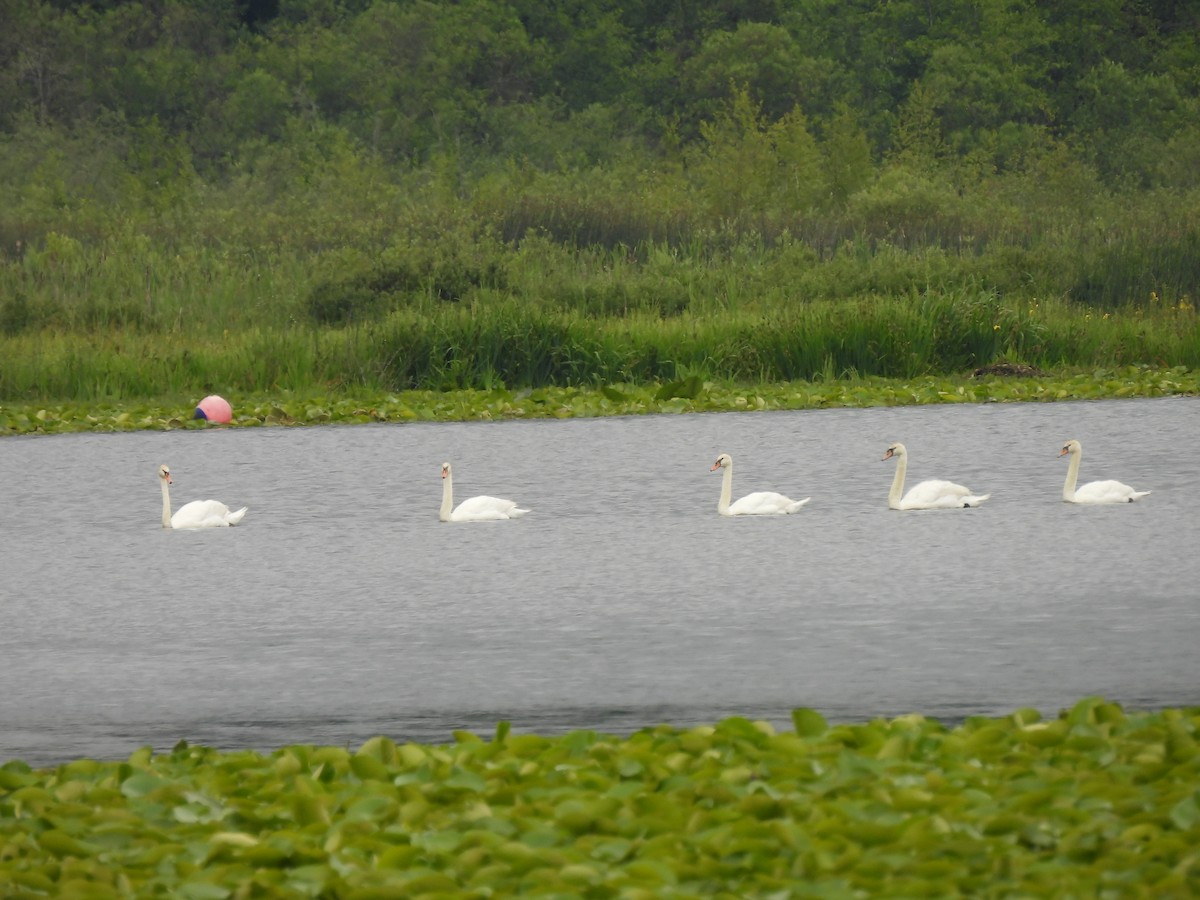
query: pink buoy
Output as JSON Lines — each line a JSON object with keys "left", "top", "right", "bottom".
{"left": 194, "top": 394, "right": 233, "bottom": 424}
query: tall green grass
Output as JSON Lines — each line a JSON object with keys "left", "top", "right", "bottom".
{"left": 2, "top": 181, "right": 1198, "bottom": 403}
{"left": 3, "top": 290, "right": 1196, "bottom": 401}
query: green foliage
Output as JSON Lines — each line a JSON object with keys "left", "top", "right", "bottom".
{"left": 1072, "top": 226, "right": 1200, "bottom": 310}
{"left": 4, "top": 365, "right": 1198, "bottom": 435}
{"left": 2, "top": 701, "right": 1199, "bottom": 895}
{"left": 1, "top": 0, "right": 1200, "bottom": 413}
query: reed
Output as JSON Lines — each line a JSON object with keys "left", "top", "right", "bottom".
{"left": 3, "top": 183, "right": 1198, "bottom": 404}
{"left": 3, "top": 288, "right": 1197, "bottom": 403}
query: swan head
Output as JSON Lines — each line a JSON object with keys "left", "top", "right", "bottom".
{"left": 158, "top": 464, "right": 173, "bottom": 484}
{"left": 710, "top": 453, "right": 732, "bottom": 472}
{"left": 1059, "top": 440, "right": 1081, "bottom": 458}
{"left": 882, "top": 443, "right": 906, "bottom": 462}
{"left": 441, "top": 462, "right": 451, "bottom": 480}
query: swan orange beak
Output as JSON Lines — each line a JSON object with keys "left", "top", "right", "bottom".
{"left": 1057, "top": 447, "right": 1069, "bottom": 458}
{"left": 882, "top": 449, "right": 894, "bottom": 461}
{"left": 710, "top": 462, "right": 721, "bottom": 471}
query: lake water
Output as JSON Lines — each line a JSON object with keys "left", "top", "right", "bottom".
{"left": 2, "top": 396, "right": 1197, "bottom": 767}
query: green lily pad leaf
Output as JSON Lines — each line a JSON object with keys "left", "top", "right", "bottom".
{"left": 394, "top": 871, "right": 461, "bottom": 893}
{"left": 173, "top": 803, "right": 211, "bottom": 824}
{"left": 617, "top": 756, "right": 644, "bottom": 778}
{"left": 622, "top": 860, "right": 679, "bottom": 885}
{"left": 349, "top": 754, "right": 390, "bottom": 781}
{"left": 396, "top": 744, "right": 427, "bottom": 768}
{"left": 0, "top": 766, "right": 37, "bottom": 790}
{"left": 121, "top": 772, "right": 166, "bottom": 798}
{"left": 356, "top": 736, "right": 400, "bottom": 765}
{"left": 209, "top": 831, "right": 259, "bottom": 848}
{"left": 292, "top": 794, "right": 330, "bottom": 826}
{"left": 521, "top": 827, "right": 564, "bottom": 848}
{"left": 343, "top": 796, "right": 394, "bottom": 821}
{"left": 792, "top": 708, "right": 828, "bottom": 737}
{"left": 444, "top": 768, "right": 487, "bottom": 792}
{"left": 177, "top": 881, "right": 231, "bottom": 900}
{"left": 377, "top": 844, "right": 422, "bottom": 869}
{"left": 1170, "top": 794, "right": 1200, "bottom": 831}
{"left": 6, "top": 870, "right": 56, "bottom": 893}
{"left": 38, "top": 829, "right": 98, "bottom": 858}
{"left": 413, "top": 829, "right": 463, "bottom": 854}
{"left": 590, "top": 837, "right": 633, "bottom": 863}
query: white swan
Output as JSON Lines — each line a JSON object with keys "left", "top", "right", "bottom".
{"left": 882, "top": 443, "right": 990, "bottom": 510}
{"left": 710, "top": 453, "right": 810, "bottom": 516}
{"left": 1058, "top": 439, "right": 1150, "bottom": 503}
{"left": 159, "top": 465, "right": 247, "bottom": 528}
{"left": 439, "top": 462, "right": 530, "bottom": 522}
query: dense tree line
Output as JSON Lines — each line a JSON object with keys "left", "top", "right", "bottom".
{"left": 3, "top": 0, "right": 1196, "bottom": 179}
{"left": 1, "top": 0, "right": 1198, "bottom": 312}
{"left": 2, "top": 0, "right": 1200, "bottom": 397}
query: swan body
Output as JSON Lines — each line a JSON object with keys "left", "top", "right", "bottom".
{"left": 440, "top": 462, "right": 530, "bottom": 522}
{"left": 159, "top": 465, "right": 247, "bottom": 528}
{"left": 710, "top": 453, "right": 810, "bottom": 516}
{"left": 882, "top": 443, "right": 990, "bottom": 510}
{"left": 1058, "top": 440, "right": 1150, "bottom": 503}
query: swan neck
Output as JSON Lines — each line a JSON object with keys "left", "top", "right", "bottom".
{"left": 718, "top": 461, "right": 733, "bottom": 515}
{"left": 439, "top": 472, "right": 453, "bottom": 521}
{"left": 888, "top": 453, "right": 907, "bottom": 510}
{"left": 1063, "top": 448, "right": 1082, "bottom": 501}
{"left": 160, "top": 478, "right": 172, "bottom": 528}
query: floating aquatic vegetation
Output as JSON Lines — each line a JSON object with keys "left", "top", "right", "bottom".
{"left": 1, "top": 699, "right": 1198, "bottom": 895}
{"left": 1, "top": 366, "right": 1197, "bottom": 437}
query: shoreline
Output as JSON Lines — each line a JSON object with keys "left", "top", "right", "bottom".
{"left": 3, "top": 365, "right": 1196, "bottom": 437}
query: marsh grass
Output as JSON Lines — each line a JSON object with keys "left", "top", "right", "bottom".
{"left": 2, "top": 288, "right": 1198, "bottom": 403}
{"left": 2, "top": 214, "right": 1198, "bottom": 404}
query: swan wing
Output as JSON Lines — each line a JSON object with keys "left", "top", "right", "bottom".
{"left": 726, "top": 491, "right": 811, "bottom": 516}
{"left": 451, "top": 495, "right": 529, "bottom": 521}
{"left": 900, "top": 480, "right": 989, "bottom": 509}
{"left": 171, "top": 499, "right": 243, "bottom": 528}
{"left": 1071, "top": 480, "right": 1150, "bottom": 504}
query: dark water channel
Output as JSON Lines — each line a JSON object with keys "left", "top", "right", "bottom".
{"left": 2, "top": 397, "right": 1197, "bottom": 767}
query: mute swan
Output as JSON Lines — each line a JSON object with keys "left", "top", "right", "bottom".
{"left": 882, "top": 443, "right": 990, "bottom": 510}
{"left": 439, "top": 462, "right": 530, "bottom": 522}
{"left": 710, "top": 453, "right": 810, "bottom": 516}
{"left": 1058, "top": 440, "right": 1150, "bottom": 503}
{"left": 159, "top": 465, "right": 247, "bottom": 528}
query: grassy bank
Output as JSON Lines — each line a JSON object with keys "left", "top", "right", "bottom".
{"left": 1, "top": 698, "right": 1197, "bottom": 896}
{"left": 4, "top": 225, "right": 1198, "bottom": 436}
{"left": 3, "top": 228, "right": 1198, "bottom": 404}
{"left": 2, "top": 366, "right": 1198, "bottom": 437}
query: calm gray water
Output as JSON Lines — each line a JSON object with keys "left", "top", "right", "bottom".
{"left": 2, "top": 397, "right": 1197, "bottom": 767}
